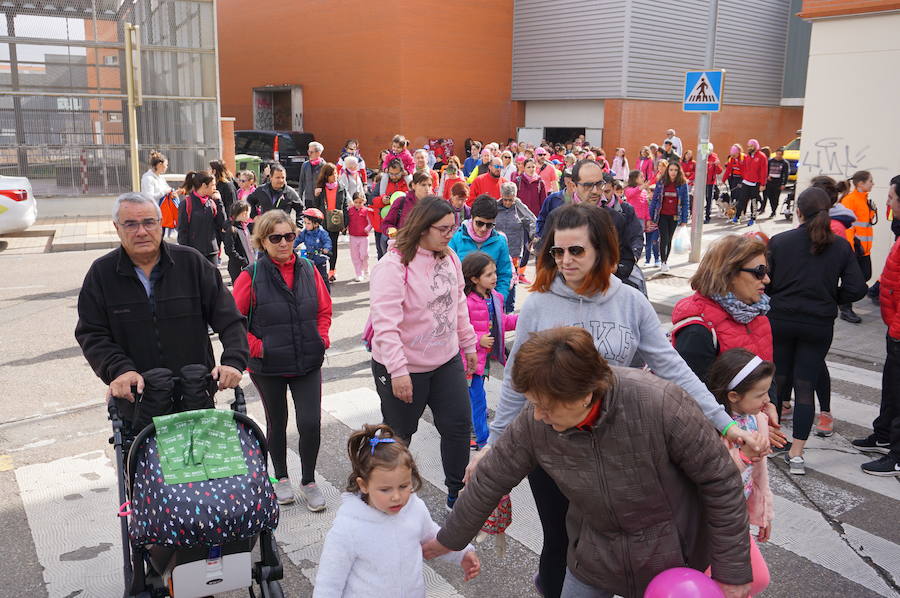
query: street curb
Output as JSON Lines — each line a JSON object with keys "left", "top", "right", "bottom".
{"left": 50, "top": 241, "right": 119, "bottom": 253}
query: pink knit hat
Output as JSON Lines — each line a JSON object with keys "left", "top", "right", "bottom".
{"left": 747, "top": 139, "right": 760, "bottom": 149}
{"left": 730, "top": 144, "right": 741, "bottom": 154}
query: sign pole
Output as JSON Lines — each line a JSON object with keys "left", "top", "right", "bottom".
{"left": 689, "top": 0, "right": 719, "bottom": 263}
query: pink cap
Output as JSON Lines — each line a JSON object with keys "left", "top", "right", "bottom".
{"left": 515, "top": 155, "right": 526, "bottom": 163}
{"left": 535, "top": 147, "right": 548, "bottom": 155}
{"left": 748, "top": 139, "right": 760, "bottom": 149}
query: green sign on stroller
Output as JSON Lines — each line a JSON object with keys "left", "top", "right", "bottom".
{"left": 153, "top": 409, "right": 248, "bottom": 485}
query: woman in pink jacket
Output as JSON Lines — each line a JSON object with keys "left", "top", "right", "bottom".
{"left": 369, "top": 196, "right": 479, "bottom": 509}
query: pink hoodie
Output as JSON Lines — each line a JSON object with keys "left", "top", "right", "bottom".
{"left": 370, "top": 247, "right": 477, "bottom": 377}
{"left": 382, "top": 149, "right": 415, "bottom": 174}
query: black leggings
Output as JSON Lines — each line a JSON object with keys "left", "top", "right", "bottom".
{"left": 250, "top": 369, "right": 322, "bottom": 484}
{"left": 327, "top": 230, "right": 339, "bottom": 271}
{"left": 772, "top": 317, "right": 834, "bottom": 441}
{"left": 658, "top": 214, "right": 677, "bottom": 263}
{"left": 815, "top": 365, "right": 831, "bottom": 412}
{"left": 763, "top": 182, "right": 781, "bottom": 214}
{"left": 736, "top": 184, "right": 760, "bottom": 219}
{"left": 372, "top": 355, "right": 471, "bottom": 496}
{"left": 529, "top": 465, "right": 568, "bottom": 598}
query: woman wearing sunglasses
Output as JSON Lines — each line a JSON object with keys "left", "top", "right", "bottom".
{"left": 369, "top": 197, "right": 478, "bottom": 510}
{"left": 466, "top": 203, "right": 765, "bottom": 598}
{"left": 671, "top": 234, "right": 787, "bottom": 448}
{"left": 766, "top": 187, "right": 867, "bottom": 475}
{"left": 232, "top": 209, "right": 333, "bottom": 510}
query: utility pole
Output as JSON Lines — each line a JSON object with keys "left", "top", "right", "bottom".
{"left": 124, "top": 23, "right": 143, "bottom": 192}
{"left": 689, "top": 0, "right": 719, "bottom": 263}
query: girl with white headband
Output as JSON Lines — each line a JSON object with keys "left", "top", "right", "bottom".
{"left": 707, "top": 348, "right": 775, "bottom": 597}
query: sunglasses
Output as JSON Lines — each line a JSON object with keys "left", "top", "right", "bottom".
{"left": 473, "top": 219, "right": 496, "bottom": 229}
{"left": 577, "top": 181, "right": 605, "bottom": 190}
{"left": 548, "top": 245, "right": 586, "bottom": 259}
{"left": 739, "top": 264, "right": 770, "bottom": 280}
{"left": 267, "top": 232, "right": 297, "bottom": 244}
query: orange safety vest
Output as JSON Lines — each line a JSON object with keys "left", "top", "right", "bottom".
{"left": 841, "top": 190, "right": 877, "bottom": 256}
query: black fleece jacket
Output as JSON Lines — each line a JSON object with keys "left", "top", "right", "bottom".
{"left": 75, "top": 242, "right": 248, "bottom": 384}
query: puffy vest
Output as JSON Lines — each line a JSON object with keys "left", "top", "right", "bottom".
{"left": 248, "top": 255, "right": 325, "bottom": 376}
{"left": 670, "top": 292, "right": 773, "bottom": 360}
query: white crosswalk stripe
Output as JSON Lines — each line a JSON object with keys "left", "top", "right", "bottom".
{"left": 8, "top": 360, "right": 899, "bottom": 598}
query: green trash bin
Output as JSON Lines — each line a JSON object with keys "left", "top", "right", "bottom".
{"left": 234, "top": 154, "right": 264, "bottom": 181}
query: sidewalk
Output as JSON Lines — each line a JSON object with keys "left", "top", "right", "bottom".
{"left": 646, "top": 215, "right": 887, "bottom": 367}
{"left": 0, "top": 216, "right": 119, "bottom": 255}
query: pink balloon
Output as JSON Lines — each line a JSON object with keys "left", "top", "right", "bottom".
{"left": 644, "top": 567, "right": 725, "bottom": 598}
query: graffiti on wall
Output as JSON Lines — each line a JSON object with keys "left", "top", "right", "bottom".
{"left": 801, "top": 137, "right": 885, "bottom": 179}
{"left": 254, "top": 93, "right": 274, "bottom": 130}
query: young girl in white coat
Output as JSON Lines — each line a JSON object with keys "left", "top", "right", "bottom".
{"left": 313, "top": 424, "right": 480, "bottom": 597}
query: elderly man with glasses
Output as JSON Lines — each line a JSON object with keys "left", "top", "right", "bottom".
{"left": 76, "top": 192, "right": 247, "bottom": 409}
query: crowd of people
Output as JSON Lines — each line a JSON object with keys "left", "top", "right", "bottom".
{"left": 73, "top": 131, "right": 900, "bottom": 598}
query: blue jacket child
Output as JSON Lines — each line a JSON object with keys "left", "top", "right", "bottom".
{"left": 294, "top": 224, "right": 332, "bottom": 266}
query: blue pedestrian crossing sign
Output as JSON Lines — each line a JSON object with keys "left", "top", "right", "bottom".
{"left": 683, "top": 70, "right": 724, "bottom": 112}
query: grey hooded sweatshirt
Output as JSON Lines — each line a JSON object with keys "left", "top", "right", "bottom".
{"left": 489, "top": 274, "right": 733, "bottom": 441}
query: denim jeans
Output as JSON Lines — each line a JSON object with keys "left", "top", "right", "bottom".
{"left": 561, "top": 569, "right": 614, "bottom": 598}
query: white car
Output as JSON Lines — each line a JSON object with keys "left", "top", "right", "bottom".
{"left": 0, "top": 174, "right": 37, "bottom": 234}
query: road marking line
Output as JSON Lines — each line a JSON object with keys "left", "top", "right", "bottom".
{"left": 771, "top": 493, "right": 899, "bottom": 598}
{"left": 827, "top": 361, "right": 882, "bottom": 391}
{"left": 829, "top": 392, "right": 881, "bottom": 429}
{"left": 15, "top": 450, "right": 121, "bottom": 598}
{"left": 0, "top": 454, "right": 12, "bottom": 471}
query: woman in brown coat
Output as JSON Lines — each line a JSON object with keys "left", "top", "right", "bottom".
{"left": 424, "top": 327, "right": 753, "bottom": 598}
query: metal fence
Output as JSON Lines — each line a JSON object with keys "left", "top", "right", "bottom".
{"left": 0, "top": 0, "right": 220, "bottom": 196}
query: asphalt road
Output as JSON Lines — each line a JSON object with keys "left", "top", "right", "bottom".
{"left": 0, "top": 240, "right": 898, "bottom": 598}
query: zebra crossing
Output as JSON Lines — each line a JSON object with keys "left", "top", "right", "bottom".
{"left": 6, "top": 360, "right": 900, "bottom": 598}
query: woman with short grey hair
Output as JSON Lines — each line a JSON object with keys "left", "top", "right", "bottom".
{"left": 495, "top": 181, "right": 536, "bottom": 312}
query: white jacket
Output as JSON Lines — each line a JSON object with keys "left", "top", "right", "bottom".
{"left": 313, "top": 493, "right": 472, "bottom": 598}
{"left": 140, "top": 169, "right": 173, "bottom": 201}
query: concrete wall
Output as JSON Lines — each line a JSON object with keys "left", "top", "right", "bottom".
{"left": 216, "top": 0, "right": 521, "bottom": 166}
{"left": 603, "top": 99, "right": 803, "bottom": 161}
{"left": 798, "top": 10, "right": 900, "bottom": 279}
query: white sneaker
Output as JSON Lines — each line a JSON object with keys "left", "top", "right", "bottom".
{"left": 300, "top": 482, "right": 326, "bottom": 512}
{"left": 355, "top": 275, "right": 364, "bottom": 282}
{"left": 784, "top": 454, "right": 805, "bottom": 475}
{"left": 274, "top": 478, "right": 295, "bottom": 504}
{"left": 660, "top": 263, "right": 670, "bottom": 273}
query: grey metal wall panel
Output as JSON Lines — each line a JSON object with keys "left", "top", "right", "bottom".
{"left": 623, "top": 0, "right": 790, "bottom": 106}
{"left": 782, "top": 0, "right": 811, "bottom": 99}
{"left": 713, "top": 1, "right": 791, "bottom": 105}
{"left": 512, "top": 0, "right": 626, "bottom": 100}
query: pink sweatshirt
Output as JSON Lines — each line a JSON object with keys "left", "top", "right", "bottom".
{"left": 625, "top": 186, "right": 649, "bottom": 221}
{"left": 381, "top": 149, "right": 415, "bottom": 174}
{"left": 370, "top": 247, "right": 477, "bottom": 377}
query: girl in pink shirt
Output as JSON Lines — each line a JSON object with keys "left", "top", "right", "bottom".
{"left": 346, "top": 193, "right": 374, "bottom": 282}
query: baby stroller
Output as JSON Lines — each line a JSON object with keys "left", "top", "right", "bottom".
{"left": 108, "top": 366, "right": 285, "bottom": 598}
{"left": 781, "top": 183, "right": 796, "bottom": 221}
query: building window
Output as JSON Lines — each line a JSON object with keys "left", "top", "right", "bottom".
{"left": 107, "top": 112, "right": 122, "bottom": 122}
{"left": 103, "top": 54, "right": 119, "bottom": 66}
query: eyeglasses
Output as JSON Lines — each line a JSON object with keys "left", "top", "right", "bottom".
{"left": 739, "top": 264, "right": 770, "bottom": 280}
{"left": 473, "top": 219, "right": 496, "bottom": 229}
{"left": 548, "top": 245, "right": 586, "bottom": 259}
{"left": 119, "top": 218, "right": 160, "bottom": 232}
{"left": 431, "top": 224, "right": 456, "bottom": 236}
{"left": 267, "top": 232, "right": 297, "bottom": 245}
{"left": 577, "top": 181, "right": 604, "bottom": 190}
